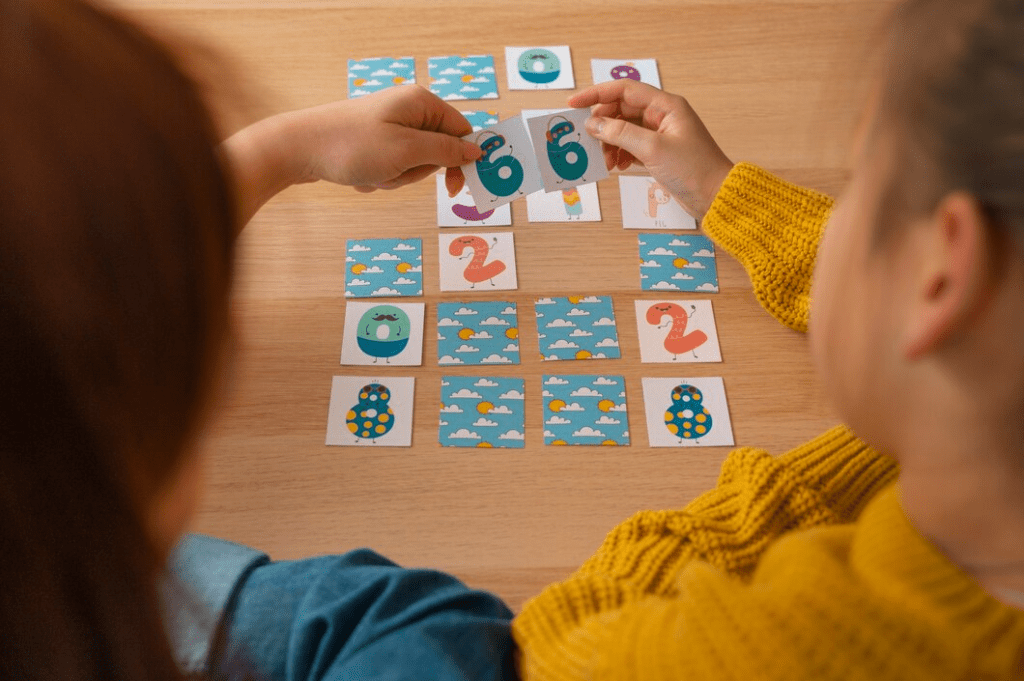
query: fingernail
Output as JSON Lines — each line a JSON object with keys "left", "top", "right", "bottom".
{"left": 586, "top": 116, "right": 603, "bottom": 136}
{"left": 462, "top": 141, "right": 482, "bottom": 162}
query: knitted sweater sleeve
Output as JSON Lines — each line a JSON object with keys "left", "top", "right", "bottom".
{"left": 701, "top": 162, "right": 835, "bottom": 333}
{"left": 513, "top": 428, "right": 898, "bottom": 681}
{"left": 513, "top": 167, "right": 897, "bottom": 680}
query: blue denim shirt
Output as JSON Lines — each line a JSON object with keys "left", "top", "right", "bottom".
{"left": 163, "top": 534, "right": 516, "bottom": 681}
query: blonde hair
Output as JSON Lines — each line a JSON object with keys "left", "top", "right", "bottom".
{"left": 874, "top": 0, "right": 1024, "bottom": 248}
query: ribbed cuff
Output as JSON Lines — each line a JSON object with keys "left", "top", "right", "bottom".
{"left": 702, "top": 162, "right": 835, "bottom": 333}
{"left": 777, "top": 425, "right": 899, "bottom": 523}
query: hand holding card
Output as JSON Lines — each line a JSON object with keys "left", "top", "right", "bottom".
{"left": 526, "top": 108, "right": 608, "bottom": 193}
{"left": 569, "top": 79, "right": 732, "bottom": 218}
{"left": 460, "top": 117, "right": 543, "bottom": 211}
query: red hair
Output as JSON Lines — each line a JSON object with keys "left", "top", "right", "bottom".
{"left": 0, "top": 0, "right": 236, "bottom": 677}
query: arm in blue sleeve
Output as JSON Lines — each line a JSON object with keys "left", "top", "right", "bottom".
{"left": 212, "top": 547, "right": 516, "bottom": 681}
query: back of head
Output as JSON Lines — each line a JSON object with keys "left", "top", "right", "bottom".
{"left": 877, "top": 0, "right": 1024, "bottom": 248}
{"left": 0, "top": 0, "right": 235, "bottom": 678}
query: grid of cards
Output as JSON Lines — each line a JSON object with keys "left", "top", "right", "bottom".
{"left": 329, "top": 47, "right": 734, "bottom": 449}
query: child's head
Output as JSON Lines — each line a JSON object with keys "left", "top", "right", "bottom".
{"left": 0, "top": 0, "right": 235, "bottom": 676}
{"left": 810, "top": 0, "right": 1024, "bottom": 459}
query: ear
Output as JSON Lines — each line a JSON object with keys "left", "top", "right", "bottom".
{"left": 902, "top": 192, "right": 993, "bottom": 360}
{"left": 545, "top": 130, "right": 553, "bottom": 143}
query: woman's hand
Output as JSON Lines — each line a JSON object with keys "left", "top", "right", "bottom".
{"left": 223, "top": 85, "right": 481, "bottom": 226}
{"left": 569, "top": 80, "right": 734, "bottom": 220}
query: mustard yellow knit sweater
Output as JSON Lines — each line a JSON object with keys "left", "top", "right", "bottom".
{"left": 512, "top": 163, "right": 1024, "bottom": 680}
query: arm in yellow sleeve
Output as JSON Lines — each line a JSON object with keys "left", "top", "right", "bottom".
{"left": 701, "top": 162, "right": 835, "bottom": 333}
{"left": 513, "top": 427, "right": 898, "bottom": 679}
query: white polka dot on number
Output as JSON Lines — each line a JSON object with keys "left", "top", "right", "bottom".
{"left": 565, "top": 152, "right": 577, "bottom": 164}
{"left": 682, "top": 395, "right": 691, "bottom": 402}
{"left": 534, "top": 61, "right": 545, "bottom": 72}
{"left": 683, "top": 409, "right": 694, "bottom": 418}
{"left": 370, "top": 394, "right": 378, "bottom": 401}
{"left": 366, "top": 408, "right": 377, "bottom": 417}
{"left": 498, "top": 166, "right": 512, "bottom": 180}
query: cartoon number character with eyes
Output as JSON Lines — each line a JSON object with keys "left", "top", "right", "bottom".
{"left": 610, "top": 62, "right": 642, "bottom": 81}
{"left": 346, "top": 383, "right": 395, "bottom": 441}
{"left": 561, "top": 188, "right": 582, "bottom": 219}
{"left": 448, "top": 235, "right": 506, "bottom": 288}
{"left": 356, "top": 305, "right": 410, "bottom": 363}
{"left": 517, "top": 48, "right": 561, "bottom": 85}
{"left": 646, "top": 302, "right": 707, "bottom": 360}
{"left": 545, "top": 115, "right": 589, "bottom": 183}
{"left": 475, "top": 131, "right": 524, "bottom": 199}
{"left": 664, "top": 384, "right": 713, "bottom": 443}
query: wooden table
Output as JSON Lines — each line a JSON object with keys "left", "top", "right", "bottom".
{"left": 120, "top": 0, "right": 893, "bottom": 610}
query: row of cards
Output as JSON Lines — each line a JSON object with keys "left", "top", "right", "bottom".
{"left": 460, "top": 107, "right": 607, "bottom": 210}
{"left": 341, "top": 297, "right": 723, "bottom": 366}
{"left": 326, "top": 375, "right": 733, "bottom": 448}
{"left": 439, "top": 172, "right": 697, "bottom": 229}
{"left": 345, "top": 233, "right": 719, "bottom": 297}
{"left": 348, "top": 50, "right": 661, "bottom": 99}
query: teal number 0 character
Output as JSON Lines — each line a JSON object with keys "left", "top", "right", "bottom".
{"left": 517, "top": 48, "right": 561, "bottom": 84}
{"left": 545, "top": 115, "right": 589, "bottom": 183}
{"left": 356, "top": 304, "right": 410, "bottom": 363}
{"left": 474, "top": 130, "right": 524, "bottom": 199}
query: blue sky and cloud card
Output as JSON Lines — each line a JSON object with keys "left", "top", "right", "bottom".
{"left": 639, "top": 233, "right": 719, "bottom": 293}
{"left": 439, "top": 376, "right": 526, "bottom": 449}
{"left": 348, "top": 57, "right": 415, "bottom": 98}
{"left": 542, "top": 375, "right": 629, "bottom": 446}
{"left": 462, "top": 110, "right": 500, "bottom": 132}
{"left": 535, "top": 296, "right": 621, "bottom": 361}
{"left": 437, "top": 301, "right": 520, "bottom": 366}
{"left": 428, "top": 55, "right": 498, "bottom": 101}
{"left": 345, "top": 238, "right": 423, "bottom": 298}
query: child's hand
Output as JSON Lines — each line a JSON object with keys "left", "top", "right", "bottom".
{"left": 297, "top": 85, "right": 481, "bottom": 195}
{"left": 569, "top": 80, "right": 733, "bottom": 220}
{"left": 224, "top": 85, "right": 480, "bottom": 224}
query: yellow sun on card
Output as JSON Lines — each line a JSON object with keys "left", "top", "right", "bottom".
{"left": 477, "top": 441, "right": 493, "bottom": 448}
{"left": 477, "top": 401, "right": 494, "bottom": 414}
{"left": 351, "top": 263, "right": 367, "bottom": 274}
{"left": 549, "top": 399, "right": 566, "bottom": 412}
{"left": 505, "top": 328, "right": 519, "bottom": 339}
{"left": 568, "top": 296, "right": 583, "bottom": 304}
{"left": 673, "top": 257, "right": 689, "bottom": 269}
{"left": 597, "top": 399, "right": 615, "bottom": 412}
{"left": 396, "top": 262, "right": 413, "bottom": 273}
{"left": 458, "top": 328, "right": 475, "bottom": 340}
{"left": 575, "top": 350, "right": 592, "bottom": 360}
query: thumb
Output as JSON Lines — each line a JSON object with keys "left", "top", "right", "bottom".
{"left": 403, "top": 129, "right": 482, "bottom": 170}
{"left": 586, "top": 116, "right": 658, "bottom": 166}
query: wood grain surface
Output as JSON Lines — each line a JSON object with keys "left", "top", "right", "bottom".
{"left": 116, "top": 0, "right": 895, "bottom": 610}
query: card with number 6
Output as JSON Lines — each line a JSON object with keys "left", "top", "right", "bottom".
{"left": 526, "top": 108, "right": 608, "bottom": 193}
{"left": 461, "top": 117, "right": 543, "bottom": 211}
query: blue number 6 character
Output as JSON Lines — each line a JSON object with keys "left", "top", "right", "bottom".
{"left": 545, "top": 115, "right": 589, "bottom": 183}
{"left": 474, "top": 131, "right": 524, "bottom": 199}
